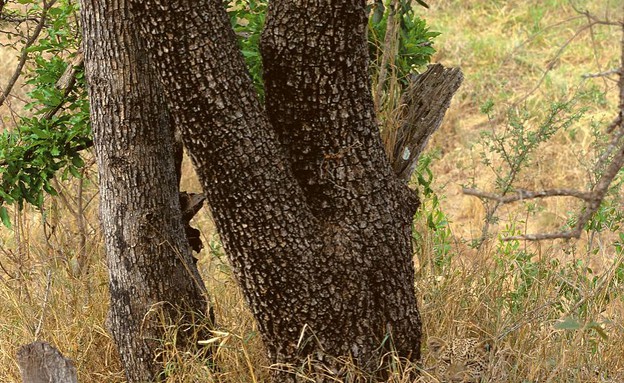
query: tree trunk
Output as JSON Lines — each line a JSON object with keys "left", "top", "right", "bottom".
{"left": 260, "top": 0, "right": 422, "bottom": 370}
{"left": 79, "top": 1, "right": 211, "bottom": 381}
{"left": 126, "top": 0, "right": 421, "bottom": 380}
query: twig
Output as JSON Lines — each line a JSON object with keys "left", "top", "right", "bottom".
{"left": 511, "top": 22, "right": 595, "bottom": 109}
{"left": 0, "top": 15, "right": 42, "bottom": 23}
{"left": 606, "top": 114, "right": 623, "bottom": 134}
{"left": 496, "top": 300, "right": 557, "bottom": 341}
{"left": 581, "top": 68, "right": 621, "bottom": 79}
{"left": 569, "top": 3, "right": 624, "bottom": 28}
{"left": 462, "top": 188, "right": 593, "bottom": 203}
{"left": 34, "top": 269, "right": 52, "bottom": 340}
{"left": 597, "top": 123, "right": 624, "bottom": 165}
{"left": 464, "top": 16, "right": 624, "bottom": 242}
{"left": 504, "top": 231, "right": 581, "bottom": 241}
{"left": 0, "top": 29, "right": 26, "bottom": 40}
{"left": 43, "top": 51, "right": 84, "bottom": 120}
{"left": 0, "top": 0, "right": 58, "bottom": 108}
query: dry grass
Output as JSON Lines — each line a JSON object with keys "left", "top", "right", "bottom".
{"left": 1, "top": 0, "right": 624, "bottom": 382}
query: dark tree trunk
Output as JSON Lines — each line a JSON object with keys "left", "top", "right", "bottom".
{"left": 260, "top": 0, "right": 422, "bottom": 369}
{"left": 79, "top": 1, "right": 211, "bottom": 381}
{"left": 125, "top": 0, "right": 421, "bottom": 380}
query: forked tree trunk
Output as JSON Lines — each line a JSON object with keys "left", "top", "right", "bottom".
{"left": 79, "top": 2, "right": 211, "bottom": 381}
{"left": 124, "top": 0, "right": 421, "bottom": 380}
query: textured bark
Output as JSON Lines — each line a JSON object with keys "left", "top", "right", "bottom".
{"left": 115, "top": 0, "right": 425, "bottom": 380}
{"left": 386, "top": 64, "right": 463, "bottom": 181}
{"left": 260, "top": 0, "right": 422, "bottom": 370}
{"left": 79, "top": 1, "right": 211, "bottom": 381}
{"left": 17, "top": 342, "right": 78, "bottom": 383}
{"left": 125, "top": 0, "right": 421, "bottom": 380}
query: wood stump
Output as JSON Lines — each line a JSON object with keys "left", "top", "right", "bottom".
{"left": 17, "top": 341, "right": 78, "bottom": 383}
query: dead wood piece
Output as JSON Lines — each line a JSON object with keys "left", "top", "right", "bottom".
{"left": 389, "top": 63, "right": 463, "bottom": 181}
{"left": 180, "top": 191, "right": 206, "bottom": 253}
{"left": 55, "top": 51, "right": 84, "bottom": 92}
{"left": 17, "top": 341, "right": 78, "bottom": 383}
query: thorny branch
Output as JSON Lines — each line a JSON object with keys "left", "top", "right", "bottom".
{"left": 463, "top": 188, "right": 593, "bottom": 203}
{"left": 464, "top": 19, "right": 624, "bottom": 242}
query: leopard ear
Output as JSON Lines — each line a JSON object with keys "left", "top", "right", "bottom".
{"left": 427, "top": 336, "right": 447, "bottom": 358}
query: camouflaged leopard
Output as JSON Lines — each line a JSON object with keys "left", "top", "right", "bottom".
{"left": 427, "top": 336, "right": 493, "bottom": 383}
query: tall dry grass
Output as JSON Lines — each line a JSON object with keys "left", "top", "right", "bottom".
{"left": 1, "top": 0, "right": 623, "bottom": 382}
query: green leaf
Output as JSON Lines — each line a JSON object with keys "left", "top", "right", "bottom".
{"left": 71, "top": 155, "right": 84, "bottom": 168}
{"left": 0, "top": 206, "right": 11, "bottom": 229}
{"left": 415, "top": 0, "right": 429, "bottom": 8}
{"left": 554, "top": 317, "right": 582, "bottom": 331}
{"left": 68, "top": 165, "right": 81, "bottom": 178}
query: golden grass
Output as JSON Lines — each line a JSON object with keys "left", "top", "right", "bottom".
{"left": 1, "top": 0, "right": 623, "bottom": 382}
{"left": 427, "top": 0, "right": 622, "bottom": 246}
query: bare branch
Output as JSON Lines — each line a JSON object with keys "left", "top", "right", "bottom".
{"left": 512, "top": 22, "right": 595, "bottom": 108}
{"left": 464, "top": 16, "right": 624, "bottom": 242}
{"left": 462, "top": 187, "right": 593, "bottom": 203}
{"left": 504, "top": 230, "right": 582, "bottom": 241}
{"left": 466, "top": 139, "right": 624, "bottom": 242}
{"left": 598, "top": 124, "right": 624, "bottom": 164}
{"left": 581, "top": 68, "right": 621, "bottom": 79}
{"left": 0, "top": 14, "right": 42, "bottom": 23}
{"left": 569, "top": 2, "right": 624, "bottom": 27}
{"left": 606, "top": 114, "right": 623, "bottom": 134}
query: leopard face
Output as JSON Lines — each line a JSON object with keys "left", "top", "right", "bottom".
{"left": 427, "top": 336, "right": 492, "bottom": 383}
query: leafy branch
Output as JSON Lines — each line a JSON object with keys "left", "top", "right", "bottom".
{"left": 0, "top": 0, "right": 58, "bottom": 107}
{"left": 0, "top": 0, "right": 89, "bottom": 228}
{"left": 464, "top": 20, "right": 624, "bottom": 242}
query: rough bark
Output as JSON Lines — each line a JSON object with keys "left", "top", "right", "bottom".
{"left": 17, "top": 342, "right": 78, "bottom": 383}
{"left": 260, "top": 0, "right": 422, "bottom": 368}
{"left": 125, "top": 0, "right": 421, "bottom": 380}
{"left": 79, "top": 1, "right": 211, "bottom": 381}
{"left": 386, "top": 64, "right": 463, "bottom": 181}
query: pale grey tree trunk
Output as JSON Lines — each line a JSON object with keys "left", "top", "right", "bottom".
{"left": 79, "top": 1, "right": 211, "bottom": 381}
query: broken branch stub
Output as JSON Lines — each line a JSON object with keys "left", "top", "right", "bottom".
{"left": 389, "top": 63, "right": 463, "bottom": 181}
{"left": 17, "top": 341, "right": 78, "bottom": 383}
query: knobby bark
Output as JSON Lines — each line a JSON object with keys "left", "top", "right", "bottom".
{"left": 123, "top": 0, "right": 421, "bottom": 380}
{"left": 79, "top": 1, "right": 211, "bottom": 381}
{"left": 261, "top": 0, "right": 422, "bottom": 369}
